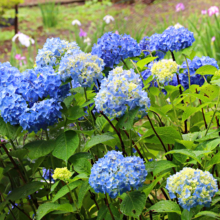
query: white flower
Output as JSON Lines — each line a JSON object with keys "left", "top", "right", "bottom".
{"left": 174, "top": 23, "right": 183, "bottom": 29}
{"left": 72, "top": 19, "right": 81, "bottom": 26}
{"left": 83, "top": 37, "right": 91, "bottom": 46}
{"left": 12, "top": 32, "right": 35, "bottom": 47}
{"left": 103, "top": 15, "right": 114, "bottom": 24}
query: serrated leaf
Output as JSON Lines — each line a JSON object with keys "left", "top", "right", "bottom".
{"left": 71, "top": 158, "right": 91, "bottom": 175}
{"left": 53, "top": 130, "right": 79, "bottom": 163}
{"left": 148, "top": 200, "right": 181, "bottom": 214}
{"left": 182, "top": 107, "right": 200, "bottom": 122}
{"left": 24, "top": 140, "right": 55, "bottom": 160}
{"left": 118, "top": 107, "right": 139, "bottom": 130}
{"left": 52, "top": 180, "right": 82, "bottom": 202}
{"left": 36, "top": 203, "right": 73, "bottom": 220}
{"left": 67, "top": 106, "right": 85, "bottom": 120}
{"left": 120, "top": 191, "right": 146, "bottom": 217}
{"left": 194, "top": 211, "right": 220, "bottom": 219}
{"left": 196, "top": 65, "right": 218, "bottom": 76}
{"left": 84, "top": 133, "right": 117, "bottom": 151}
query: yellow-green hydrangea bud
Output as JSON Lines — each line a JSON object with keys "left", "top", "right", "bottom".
{"left": 151, "top": 59, "right": 178, "bottom": 83}
{"left": 52, "top": 167, "right": 72, "bottom": 181}
{"left": 215, "top": 70, "right": 220, "bottom": 76}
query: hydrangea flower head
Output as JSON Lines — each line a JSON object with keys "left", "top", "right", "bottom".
{"left": 95, "top": 67, "right": 151, "bottom": 118}
{"left": 151, "top": 59, "right": 178, "bottom": 83}
{"left": 166, "top": 168, "right": 218, "bottom": 211}
{"left": 180, "top": 56, "right": 219, "bottom": 89}
{"left": 19, "top": 99, "right": 62, "bottom": 133}
{"left": 157, "top": 25, "right": 195, "bottom": 52}
{"left": 52, "top": 167, "right": 72, "bottom": 181}
{"left": 36, "top": 38, "right": 80, "bottom": 68}
{"left": 139, "top": 36, "right": 165, "bottom": 60}
{"left": 89, "top": 150, "right": 147, "bottom": 198}
{"left": 59, "top": 52, "right": 104, "bottom": 87}
{"left": 91, "top": 32, "right": 141, "bottom": 68}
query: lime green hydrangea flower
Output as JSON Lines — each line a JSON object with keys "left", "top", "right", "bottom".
{"left": 52, "top": 167, "right": 72, "bottom": 181}
{"left": 215, "top": 70, "right": 220, "bottom": 76}
{"left": 151, "top": 59, "right": 178, "bottom": 83}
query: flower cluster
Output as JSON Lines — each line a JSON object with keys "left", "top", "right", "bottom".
{"left": 151, "top": 59, "right": 178, "bottom": 83}
{"left": 91, "top": 32, "right": 141, "bottom": 68}
{"left": 166, "top": 168, "right": 218, "bottom": 211}
{"left": 89, "top": 151, "right": 147, "bottom": 198}
{"left": 180, "top": 56, "right": 219, "bottom": 89}
{"left": 148, "top": 25, "right": 194, "bottom": 53}
{"left": 43, "top": 168, "right": 54, "bottom": 182}
{"left": 36, "top": 38, "right": 80, "bottom": 68}
{"left": 0, "top": 62, "right": 67, "bottom": 133}
{"left": 139, "top": 36, "right": 165, "bottom": 60}
{"left": 59, "top": 52, "right": 104, "bottom": 87}
{"left": 52, "top": 167, "right": 72, "bottom": 181}
{"left": 95, "top": 67, "right": 151, "bottom": 118}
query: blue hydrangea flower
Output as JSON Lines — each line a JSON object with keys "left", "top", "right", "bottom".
{"left": 166, "top": 168, "right": 218, "bottom": 211}
{"left": 139, "top": 36, "right": 165, "bottom": 60}
{"left": 59, "top": 52, "right": 104, "bottom": 87}
{"left": 36, "top": 38, "right": 81, "bottom": 68}
{"left": 156, "top": 25, "right": 195, "bottom": 53}
{"left": 89, "top": 150, "right": 147, "bottom": 198}
{"left": 95, "top": 67, "right": 151, "bottom": 118}
{"left": 43, "top": 168, "right": 54, "bottom": 182}
{"left": 91, "top": 32, "right": 141, "bottom": 68}
{"left": 19, "top": 99, "right": 62, "bottom": 133}
{"left": 179, "top": 56, "right": 219, "bottom": 89}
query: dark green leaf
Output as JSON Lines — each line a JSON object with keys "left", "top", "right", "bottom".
{"left": 120, "top": 191, "right": 146, "bottom": 217}
{"left": 25, "top": 140, "right": 55, "bottom": 160}
{"left": 71, "top": 158, "right": 91, "bottom": 175}
{"left": 53, "top": 130, "right": 79, "bottom": 162}
{"left": 67, "top": 106, "right": 85, "bottom": 120}
{"left": 148, "top": 200, "right": 181, "bottom": 215}
{"left": 194, "top": 211, "right": 220, "bottom": 219}
{"left": 9, "top": 148, "right": 28, "bottom": 160}
{"left": 78, "top": 179, "right": 91, "bottom": 208}
{"left": 118, "top": 107, "right": 139, "bottom": 130}
{"left": 206, "top": 152, "right": 220, "bottom": 170}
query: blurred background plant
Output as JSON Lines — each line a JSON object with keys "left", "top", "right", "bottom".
{"left": 1, "top": 0, "right": 220, "bottom": 70}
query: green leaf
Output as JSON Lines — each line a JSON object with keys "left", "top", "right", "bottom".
{"left": 9, "top": 148, "right": 28, "bottom": 160}
{"left": 206, "top": 152, "right": 220, "bottom": 170}
{"left": 53, "top": 130, "right": 79, "bottom": 162}
{"left": 182, "top": 107, "right": 200, "bottom": 122}
{"left": 7, "top": 182, "right": 44, "bottom": 201}
{"left": 136, "top": 57, "right": 157, "bottom": 70}
{"left": 50, "top": 180, "right": 60, "bottom": 193}
{"left": 24, "top": 140, "right": 55, "bottom": 160}
{"left": 118, "top": 107, "right": 139, "bottom": 130}
{"left": 96, "top": 115, "right": 108, "bottom": 132}
{"left": 84, "top": 133, "right": 117, "bottom": 151}
{"left": 150, "top": 87, "right": 160, "bottom": 96}
{"left": 52, "top": 180, "right": 82, "bottom": 202}
{"left": 120, "top": 191, "right": 146, "bottom": 218}
{"left": 32, "top": 157, "right": 45, "bottom": 175}
{"left": 148, "top": 200, "right": 181, "bottom": 215}
{"left": 143, "top": 126, "right": 181, "bottom": 144}
{"left": 211, "top": 197, "right": 220, "bottom": 206}
{"left": 181, "top": 46, "right": 194, "bottom": 57}
{"left": 0, "top": 168, "right": 3, "bottom": 181}
{"left": 71, "top": 158, "right": 91, "bottom": 175}
{"left": 0, "top": 117, "right": 22, "bottom": 139}
{"left": 97, "top": 206, "right": 108, "bottom": 220}
{"left": 97, "top": 205, "right": 121, "bottom": 220}
{"left": 36, "top": 203, "right": 73, "bottom": 220}
{"left": 78, "top": 179, "right": 91, "bottom": 208}
{"left": 143, "top": 172, "right": 168, "bottom": 197}
{"left": 165, "top": 149, "right": 202, "bottom": 164}
{"left": 181, "top": 209, "right": 193, "bottom": 220}
{"left": 194, "top": 211, "right": 220, "bottom": 219}
{"left": 0, "top": 214, "right": 6, "bottom": 220}
{"left": 67, "top": 106, "right": 85, "bottom": 120}
{"left": 196, "top": 65, "right": 218, "bottom": 76}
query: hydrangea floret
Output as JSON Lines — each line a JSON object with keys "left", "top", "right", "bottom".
{"left": 166, "top": 168, "right": 218, "bottom": 211}
{"left": 95, "top": 67, "right": 151, "bottom": 118}
{"left": 52, "top": 167, "right": 72, "bottom": 182}
{"left": 89, "top": 150, "right": 147, "bottom": 198}
{"left": 59, "top": 52, "right": 104, "bottom": 87}
{"left": 151, "top": 59, "right": 179, "bottom": 83}
{"left": 91, "top": 32, "right": 141, "bottom": 68}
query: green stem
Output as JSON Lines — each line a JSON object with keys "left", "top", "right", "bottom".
{"left": 45, "top": 129, "right": 50, "bottom": 141}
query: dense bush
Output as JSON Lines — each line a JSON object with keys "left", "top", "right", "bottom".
{"left": 1, "top": 24, "right": 220, "bottom": 220}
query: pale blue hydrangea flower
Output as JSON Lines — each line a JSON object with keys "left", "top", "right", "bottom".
{"left": 59, "top": 52, "right": 104, "bottom": 87}
{"left": 36, "top": 38, "right": 81, "bottom": 68}
{"left": 166, "top": 168, "right": 218, "bottom": 211}
{"left": 89, "top": 150, "right": 147, "bottom": 198}
{"left": 95, "top": 67, "right": 151, "bottom": 118}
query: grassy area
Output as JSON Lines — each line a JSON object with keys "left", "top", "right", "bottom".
{"left": 1, "top": 0, "right": 220, "bottom": 67}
